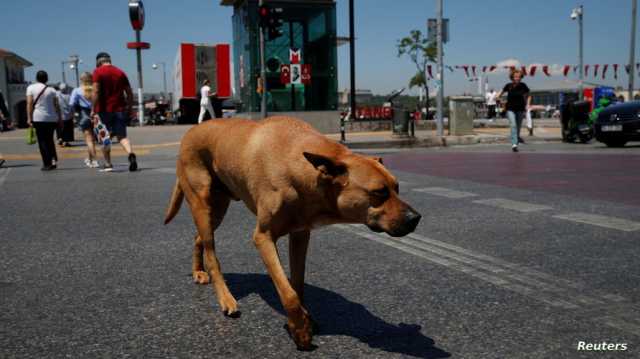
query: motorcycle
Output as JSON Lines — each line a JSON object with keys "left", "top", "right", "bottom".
{"left": 561, "top": 100, "right": 593, "bottom": 143}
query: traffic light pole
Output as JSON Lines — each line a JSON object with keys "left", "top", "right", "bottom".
{"left": 259, "top": 0, "right": 267, "bottom": 119}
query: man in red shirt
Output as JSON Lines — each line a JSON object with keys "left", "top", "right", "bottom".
{"left": 91, "top": 52, "right": 138, "bottom": 171}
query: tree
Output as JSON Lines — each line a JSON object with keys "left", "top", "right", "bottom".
{"left": 397, "top": 30, "right": 437, "bottom": 111}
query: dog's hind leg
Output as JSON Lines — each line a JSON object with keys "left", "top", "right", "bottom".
{"left": 288, "top": 230, "right": 310, "bottom": 303}
{"left": 191, "top": 192, "right": 231, "bottom": 286}
{"left": 183, "top": 170, "right": 237, "bottom": 316}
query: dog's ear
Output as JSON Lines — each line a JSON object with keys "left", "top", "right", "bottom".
{"left": 370, "top": 156, "right": 383, "bottom": 165}
{"left": 303, "top": 152, "right": 347, "bottom": 178}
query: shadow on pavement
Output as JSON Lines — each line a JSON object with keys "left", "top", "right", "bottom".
{"left": 226, "top": 273, "right": 451, "bottom": 359}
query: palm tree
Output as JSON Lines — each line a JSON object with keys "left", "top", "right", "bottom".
{"left": 397, "top": 30, "right": 437, "bottom": 112}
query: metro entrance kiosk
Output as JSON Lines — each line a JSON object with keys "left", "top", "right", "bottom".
{"left": 220, "top": 0, "right": 338, "bottom": 114}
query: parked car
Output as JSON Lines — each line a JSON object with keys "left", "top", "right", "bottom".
{"left": 594, "top": 101, "right": 640, "bottom": 147}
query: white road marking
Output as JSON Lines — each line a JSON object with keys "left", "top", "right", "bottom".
{"left": 413, "top": 187, "right": 478, "bottom": 199}
{"left": 334, "top": 223, "right": 640, "bottom": 335}
{"left": 0, "top": 168, "right": 11, "bottom": 187}
{"left": 552, "top": 212, "right": 640, "bottom": 232}
{"left": 473, "top": 198, "right": 552, "bottom": 213}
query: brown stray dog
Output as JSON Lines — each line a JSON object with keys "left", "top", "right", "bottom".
{"left": 164, "top": 116, "right": 421, "bottom": 350}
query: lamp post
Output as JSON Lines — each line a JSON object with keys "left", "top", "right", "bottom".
{"left": 152, "top": 62, "right": 168, "bottom": 101}
{"left": 571, "top": 5, "right": 584, "bottom": 101}
{"left": 61, "top": 55, "right": 81, "bottom": 87}
{"left": 629, "top": 0, "right": 637, "bottom": 100}
{"left": 435, "top": 0, "right": 444, "bottom": 137}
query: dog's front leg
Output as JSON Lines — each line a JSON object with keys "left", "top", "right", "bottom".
{"left": 254, "top": 228, "right": 314, "bottom": 351}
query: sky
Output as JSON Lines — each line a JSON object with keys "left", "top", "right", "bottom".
{"left": 1, "top": 0, "right": 638, "bottom": 96}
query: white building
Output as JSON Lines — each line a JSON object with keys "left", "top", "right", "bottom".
{"left": 0, "top": 49, "right": 32, "bottom": 127}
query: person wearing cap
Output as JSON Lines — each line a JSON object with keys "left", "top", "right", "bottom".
{"left": 91, "top": 52, "right": 138, "bottom": 171}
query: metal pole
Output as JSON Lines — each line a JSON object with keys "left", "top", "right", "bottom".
{"left": 629, "top": 0, "right": 637, "bottom": 100}
{"left": 61, "top": 62, "right": 67, "bottom": 84}
{"left": 578, "top": 5, "right": 584, "bottom": 101}
{"left": 436, "top": 0, "right": 444, "bottom": 136}
{"left": 259, "top": 0, "right": 267, "bottom": 119}
{"left": 162, "top": 62, "right": 168, "bottom": 100}
{"left": 73, "top": 57, "right": 80, "bottom": 88}
{"left": 136, "top": 30, "right": 144, "bottom": 126}
{"left": 348, "top": 0, "right": 356, "bottom": 137}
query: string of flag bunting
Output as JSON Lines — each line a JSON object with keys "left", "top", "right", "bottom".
{"left": 425, "top": 63, "right": 640, "bottom": 80}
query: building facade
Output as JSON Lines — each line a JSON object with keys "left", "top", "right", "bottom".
{"left": 222, "top": 0, "right": 338, "bottom": 114}
{"left": 0, "top": 49, "right": 32, "bottom": 128}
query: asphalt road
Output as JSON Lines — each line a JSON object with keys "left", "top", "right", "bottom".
{"left": 1, "top": 131, "right": 639, "bottom": 358}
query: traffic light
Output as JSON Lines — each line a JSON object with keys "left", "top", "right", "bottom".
{"left": 258, "top": 5, "right": 284, "bottom": 40}
{"left": 267, "top": 7, "right": 284, "bottom": 40}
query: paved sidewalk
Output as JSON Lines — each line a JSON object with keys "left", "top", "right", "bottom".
{"left": 327, "top": 127, "right": 562, "bottom": 149}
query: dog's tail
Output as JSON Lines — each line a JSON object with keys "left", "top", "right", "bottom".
{"left": 164, "top": 179, "right": 184, "bottom": 225}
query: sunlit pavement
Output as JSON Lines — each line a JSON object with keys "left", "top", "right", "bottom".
{"left": 1, "top": 125, "right": 639, "bottom": 358}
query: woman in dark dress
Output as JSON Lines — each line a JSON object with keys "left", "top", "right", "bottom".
{"left": 496, "top": 69, "right": 531, "bottom": 152}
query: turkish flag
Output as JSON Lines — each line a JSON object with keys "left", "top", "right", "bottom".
{"left": 489, "top": 65, "right": 497, "bottom": 72}
{"left": 563, "top": 65, "right": 570, "bottom": 77}
{"left": 585, "top": 65, "right": 590, "bottom": 76}
{"left": 542, "top": 65, "right": 551, "bottom": 76}
{"left": 471, "top": 65, "right": 477, "bottom": 77}
{"left": 613, "top": 64, "right": 619, "bottom": 79}
{"left": 594, "top": 64, "right": 600, "bottom": 77}
{"left": 280, "top": 64, "right": 290, "bottom": 84}
{"left": 602, "top": 64, "right": 608, "bottom": 79}
{"left": 520, "top": 66, "right": 527, "bottom": 76}
{"left": 462, "top": 65, "right": 470, "bottom": 77}
{"left": 301, "top": 64, "right": 311, "bottom": 85}
{"left": 482, "top": 66, "right": 487, "bottom": 73}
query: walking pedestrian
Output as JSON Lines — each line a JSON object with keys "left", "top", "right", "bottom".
{"left": 485, "top": 88, "right": 498, "bottom": 120}
{"left": 70, "top": 72, "right": 99, "bottom": 168}
{"left": 495, "top": 69, "right": 531, "bottom": 152}
{"left": 90, "top": 52, "right": 138, "bottom": 172}
{"left": 56, "top": 83, "right": 74, "bottom": 147}
{"left": 27, "top": 70, "right": 63, "bottom": 170}
{"left": 197, "top": 79, "right": 216, "bottom": 124}
{"left": 0, "top": 90, "right": 10, "bottom": 131}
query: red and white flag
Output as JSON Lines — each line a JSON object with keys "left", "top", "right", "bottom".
{"left": 489, "top": 65, "right": 497, "bottom": 72}
{"left": 593, "top": 64, "right": 600, "bottom": 77}
{"left": 289, "top": 48, "right": 301, "bottom": 64}
{"left": 601, "top": 64, "right": 608, "bottom": 79}
{"left": 482, "top": 66, "right": 488, "bottom": 73}
{"left": 613, "top": 64, "right": 619, "bottom": 79}
{"left": 529, "top": 65, "right": 537, "bottom": 77}
{"left": 471, "top": 65, "right": 477, "bottom": 77}
{"left": 563, "top": 65, "right": 571, "bottom": 77}
{"left": 585, "top": 65, "right": 590, "bottom": 77}
{"left": 542, "top": 65, "right": 551, "bottom": 76}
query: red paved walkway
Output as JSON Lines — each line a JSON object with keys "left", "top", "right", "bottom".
{"left": 384, "top": 152, "right": 640, "bottom": 206}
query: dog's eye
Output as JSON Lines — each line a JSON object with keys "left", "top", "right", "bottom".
{"left": 371, "top": 187, "right": 390, "bottom": 199}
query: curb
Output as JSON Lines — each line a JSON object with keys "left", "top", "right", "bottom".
{"left": 342, "top": 135, "right": 562, "bottom": 149}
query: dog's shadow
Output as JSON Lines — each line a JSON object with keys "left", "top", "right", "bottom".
{"left": 226, "top": 273, "right": 450, "bottom": 358}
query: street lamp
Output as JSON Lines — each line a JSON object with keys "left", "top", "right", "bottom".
{"left": 571, "top": 5, "right": 584, "bottom": 101}
{"left": 152, "top": 62, "right": 168, "bottom": 102}
{"left": 61, "top": 55, "right": 82, "bottom": 87}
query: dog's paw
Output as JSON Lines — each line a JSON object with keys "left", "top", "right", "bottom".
{"left": 284, "top": 309, "right": 315, "bottom": 351}
{"left": 219, "top": 294, "right": 240, "bottom": 318}
{"left": 192, "top": 271, "right": 210, "bottom": 285}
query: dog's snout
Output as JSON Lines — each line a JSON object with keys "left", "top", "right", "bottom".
{"left": 405, "top": 210, "right": 421, "bottom": 231}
